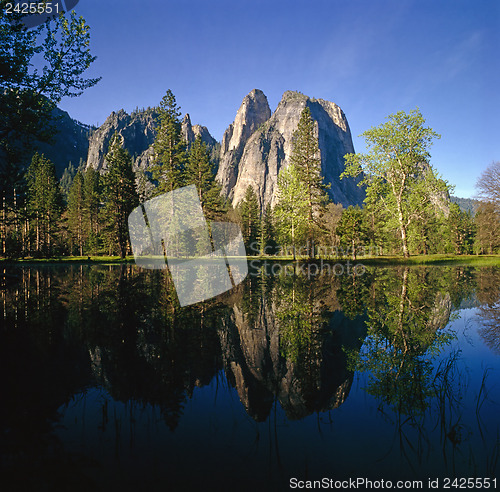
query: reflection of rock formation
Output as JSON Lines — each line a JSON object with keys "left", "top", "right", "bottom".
{"left": 219, "top": 283, "right": 366, "bottom": 421}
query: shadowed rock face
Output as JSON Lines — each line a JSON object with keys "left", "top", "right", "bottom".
{"left": 85, "top": 109, "right": 215, "bottom": 172}
{"left": 86, "top": 109, "right": 158, "bottom": 172}
{"left": 218, "top": 90, "right": 365, "bottom": 209}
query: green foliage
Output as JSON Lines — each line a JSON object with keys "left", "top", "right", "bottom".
{"left": 289, "top": 107, "right": 330, "bottom": 256}
{"left": 0, "top": 8, "right": 100, "bottom": 190}
{"left": 336, "top": 206, "right": 368, "bottom": 259}
{"left": 238, "top": 186, "right": 260, "bottom": 254}
{"left": 258, "top": 205, "right": 277, "bottom": 255}
{"left": 274, "top": 163, "right": 309, "bottom": 257}
{"left": 150, "top": 90, "right": 187, "bottom": 194}
{"left": 346, "top": 267, "right": 456, "bottom": 416}
{"left": 342, "top": 108, "right": 448, "bottom": 258}
{"left": 474, "top": 202, "right": 500, "bottom": 254}
{"left": 67, "top": 171, "right": 85, "bottom": 255}
{"left": 83, "top": 167, "right": 101, "bottom": 254}
{"left": 450, "top": 196, "right": 481, "bottom": 215}
{"left": 101, "top": 134, "right": 139, "bottom": 258}
{"left": 447, "top": 203, "right": 475, "bottom": 255}
{"left": 25, "top": 153, "right": 62, "bottom": 256}
{"left": 185, "top": 136, "right": 224, "bottom": 220}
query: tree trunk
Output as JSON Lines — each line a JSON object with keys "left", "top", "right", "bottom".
{"left": 396, "top": 201, "right": 409, "bottom": 258}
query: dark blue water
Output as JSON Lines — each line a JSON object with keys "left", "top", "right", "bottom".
{"left": 1, "top": 265, "right": 499, "bottom": 491}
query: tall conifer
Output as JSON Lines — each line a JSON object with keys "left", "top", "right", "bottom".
{"left": 151, "top": 90, "right": 187, "bottom": 194}
{"left": 290, "top": 107, "right": 329, "bottom": 257}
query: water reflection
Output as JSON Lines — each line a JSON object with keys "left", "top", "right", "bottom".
{"left": 1, "top": 264, "right": 499, "bottom": 488}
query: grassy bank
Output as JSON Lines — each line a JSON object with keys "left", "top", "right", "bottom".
{"left": 1, "top": 254, "right": 500, "bottom": 266}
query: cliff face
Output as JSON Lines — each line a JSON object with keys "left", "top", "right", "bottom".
{"left": 215, "top": 89, "right": 272, "bottom": 198}
{"left": 86, "top": 109, "right": 215, "bottom": 172}
{"left": 83, "top": 90, "right": 365, "bottom": 209}
{"left": 86, "top": 109, "right": 158, "bottom": 172}
{"left": 217, "top": 90, "right": 364, "bottom": 209}
{"left": 33, "top": 107, "right": 92, "bottom": 177}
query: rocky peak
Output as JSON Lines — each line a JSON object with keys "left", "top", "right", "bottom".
{"left": 86, "top": 108, "right": 217, "bottom": 173}
{"left": 220, "top": 90, "right": 364, "bottom": 209}
{"left": 86, "top": 108, "right": 157, "bottom": 172}
{"left": 181, "top": 113, "right": 216, "bottom": 148}
{"left": 181, "top": 114, "right": 194, "bottom": 144}
{"left": 216, "top": 89, "right": 272, "bottom": 196}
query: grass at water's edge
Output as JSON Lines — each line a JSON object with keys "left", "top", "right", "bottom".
{"left": 1, "top": 254, "right": 500, "bottom": 266}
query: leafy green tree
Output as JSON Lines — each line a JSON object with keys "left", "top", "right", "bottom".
{"left": 0, "top": 8, "right": 100, "bottom": 190}
{"left": 290, "top": 107, "right": 329, "bottom": 257}
{"left": 25, "top": 153, "right": 62, "bottom": 255}
{"left": 342, "top": 109, "right": 448, "bottom": 258}
{"left": 185, "top": 136, "right": 223, "bottom": 220}
{"left": 101, "top": 134, "right": 139, "bottom": 258}
{"left": 67, "top": 171, "right": 85, "bottom": 255}
{"left": 150, "top": 90, "right": 187, "bottom": 194}
{"left": 336, "top": 206, "right": 368, "bottom": 260}
{"left": 274, "top": 163, "right": 308, "bottom": 259}
{"left": 348, "top": 267, "right": 455, "bottom": 417}
{"left": 239, "top": 186, "right": 260, "bottom": 254}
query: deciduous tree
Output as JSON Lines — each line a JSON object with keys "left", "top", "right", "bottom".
{"left": 342, "top": 108, "right": 448, "bottom": 258}
{"left": 0, "top": 7, "right": 100, "bottom": 189}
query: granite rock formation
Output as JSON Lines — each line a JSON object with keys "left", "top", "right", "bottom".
{"left": 86, "top": 109, "right": 216, "bottom": 172}
{"left": 217, "top": 90, "right": 364, "bottom": 209}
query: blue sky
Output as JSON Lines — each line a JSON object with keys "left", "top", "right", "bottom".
{"left": 59, "top": 0, "right": 499, "bottom": 198}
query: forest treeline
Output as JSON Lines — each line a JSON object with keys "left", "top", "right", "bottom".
{"left": 1, "top": 90, "right": 499, "bottom": 259}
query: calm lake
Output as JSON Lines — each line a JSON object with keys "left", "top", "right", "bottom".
{"left": 1, "top": 263, "right": 499, "bottom": 491}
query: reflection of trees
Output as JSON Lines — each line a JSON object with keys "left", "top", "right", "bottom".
{"left": 65, "top": 265, "right": 225, "bottom": 430}
{"left": 337, "top": 266, "right": 500, "bottom": 474}
{"left": 220, "top": 267, "right": 366, "bottom": 421}
{"left": 350, "top": 267, "right": 454, "bottom": 415}
{"left": 0, "top": 267, "right": 96, "bottom": 490}
{"left": 475, "top": 267, "right": 500, "bottom": 354}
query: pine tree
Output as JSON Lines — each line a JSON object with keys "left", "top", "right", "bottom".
{"left": 150, "top": 90, "right": 187, "bottom": 194}
{"left": 239, "top": 186, "right": 260, "bottom": 254}
{"left": 83, "top": 167, "right": 101, "bottom": 254}
{"left": 290, "top": 107, "right": 329, "bottom": 257}
{"left": 185, "top": 136, "right": 224, "bottom": 220}
{"left": 67, "top": 172, "right": 86, "bottom": 255}
{"left": 102, "top": 134, "right": 139, "bottom": 258}
{"left": 447, "top": 203, "right": 475, "bottom": 255}
{"left": 25, "top": 153, "right": 62, "bottom": 256}
{"left": 259, "top": 205, "right": 277, "bottom": 255}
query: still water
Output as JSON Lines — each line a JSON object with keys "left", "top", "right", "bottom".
{"left": 0, "top": 263, "right": 499, "bottom": 491}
